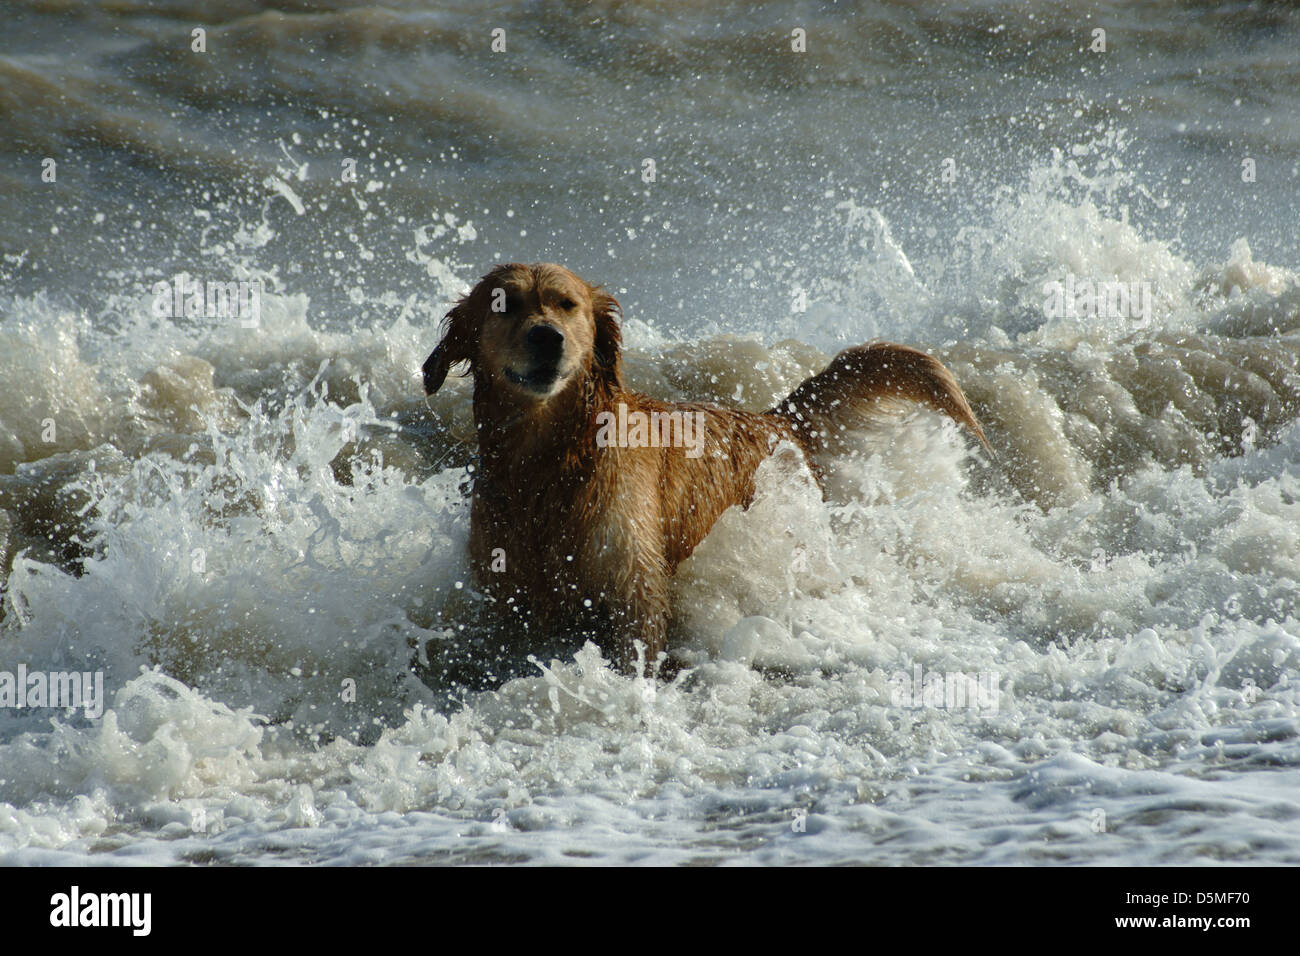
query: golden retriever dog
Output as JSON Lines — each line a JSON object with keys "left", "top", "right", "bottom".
{"left": 422, "top": 263, "right": 987, "bottom": 674}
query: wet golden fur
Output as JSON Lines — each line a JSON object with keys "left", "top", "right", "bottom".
{"left": 423, "top": 263, "right": 987, "bottom": 671}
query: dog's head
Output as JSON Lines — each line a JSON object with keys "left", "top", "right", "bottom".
{"left": 422, "top": 263, "right": 622, "bottom": 402}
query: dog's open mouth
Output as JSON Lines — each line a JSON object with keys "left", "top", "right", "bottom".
{"left": 504, "top": 365, "right": 560, "bottom": 392}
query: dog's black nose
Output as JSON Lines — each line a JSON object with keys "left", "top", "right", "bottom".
{"left": 527, "top": 323, "right": 564, "bottom": 356}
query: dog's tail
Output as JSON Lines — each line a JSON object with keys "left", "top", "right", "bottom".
{"left": 771, "top": 342, "right": 989, "bottom": 457}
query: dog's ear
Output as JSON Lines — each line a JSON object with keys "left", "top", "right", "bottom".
{"left": 422, "top": 291, "right": 480, "bottom": 395}
{"left": 590, "top": 288, "right": 623, "bottom": 386}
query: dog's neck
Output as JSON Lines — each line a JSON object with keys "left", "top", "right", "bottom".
{"left": 471, "top": 367, "right": 620, "bottom": 490}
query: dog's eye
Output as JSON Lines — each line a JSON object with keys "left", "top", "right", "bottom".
{"left": 559, "top": 297, "right": 577, "bottom": 310}
{"left": 505, "top": 295, "right": 524, "bottom": 314}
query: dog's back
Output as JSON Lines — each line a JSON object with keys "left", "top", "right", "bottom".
{"left": 657, "top": 342, "right": 989, "bottom": 571}
{"left": 773, "top": 342, "right": 987, "bottom": 459}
